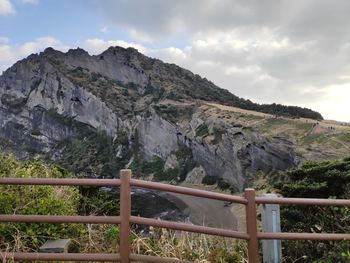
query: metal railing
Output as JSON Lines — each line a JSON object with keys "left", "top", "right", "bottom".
{"left": 0, "top": 169, "right": 350, "bottom": 262}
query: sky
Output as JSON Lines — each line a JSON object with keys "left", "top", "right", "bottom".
{"left": 1, "top": 0, "right": 350, "bottom": 122}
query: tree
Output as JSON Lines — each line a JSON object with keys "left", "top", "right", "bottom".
{"left": 274, "top": 157, "right": 350, "bottom": 262}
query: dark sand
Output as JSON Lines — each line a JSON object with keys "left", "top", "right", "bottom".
{"left": 165, "top": 192, "right": 239, "bottom": 230}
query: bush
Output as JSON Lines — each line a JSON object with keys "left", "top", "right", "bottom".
{"left": 202, "top": 175, "right": 234, "bottom": 192}
{"left": 202, "top": 175, "right": 217, "bottom": 185}
{"left": 196, "top": 123, "right": 209, "bottom": 137}
{"left": 274, "top": 157, "right": 350, "bottom": 262}
{"left": 0, "top": 154, "right": 85, "bottom": 250}
{"left": 57, "top": 130, "right": 130, "bottom": 178}
{"left": 79, "top": 187, "right": 119, "bottom": 216}
{"left": 131, "top": 144, "right": 195, "bottom": 183}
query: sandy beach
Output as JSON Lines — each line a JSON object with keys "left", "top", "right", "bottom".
{"left": 165, "top": 191, "right": 242, "bottom": 231}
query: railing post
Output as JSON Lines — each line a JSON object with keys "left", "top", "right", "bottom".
{"left": 262, "top": 194, "right": 282, "bottom": 263}
{"left": 245, "top": 188, "right": 259, "bottom": 262}
{"left": 120, "top": 169, "right": 131, "bottom": 263}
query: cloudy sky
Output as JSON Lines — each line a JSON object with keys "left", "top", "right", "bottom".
{"left": 1, "top": 0, "right": 350, "bottom": 121}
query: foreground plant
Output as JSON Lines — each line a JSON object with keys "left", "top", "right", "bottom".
{"left": 273, "top": 157, "right": 350, "bottom": 262}
{"left": 0, "top": 154, "right": 84, "bottom": 251}
{"left": 73, "top": 223, "right": 247, "bottom": 262}
{"left": 0, "top": 154, "right": 247, "bottom": 262}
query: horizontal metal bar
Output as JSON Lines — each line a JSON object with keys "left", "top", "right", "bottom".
{"left": 0, "top": 215, "right": 121, "bottom": 224}
{"left": 130, "top": 254, "right": 192, "bottom": 263}
{"left": 258, "top": 232, "right": 350, "bottom": 241}
{"left": 256, "top": 196, "right": 350, "bottom": 206}
{"left": 130, "top": 179, "right": 248, "bottom": 204}
{"left": 0, "top": 252, "right": 120, "bottom": 261}
{"left": 130, "top": 216, "right": 250, "bottom": 240}
{"left": 0, "top": 178, "right": 121, "bottom": 187}
{"left": 0, "top": 252, "right": 192, "bottom": 262}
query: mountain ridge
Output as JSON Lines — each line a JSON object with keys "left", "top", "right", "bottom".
{"left": 1, "top": 46, "right": 323, "bottom": 120}
{"left": 0, "top": 45, "right": 348, "bottom": 192}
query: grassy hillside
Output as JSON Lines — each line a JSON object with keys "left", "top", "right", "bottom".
{"left": 206, "top": 103, "right": 350, "bottom": 161}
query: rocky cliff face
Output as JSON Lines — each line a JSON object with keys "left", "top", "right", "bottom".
{"left": 0, "top": 46, "right": 305, "bottom": 191}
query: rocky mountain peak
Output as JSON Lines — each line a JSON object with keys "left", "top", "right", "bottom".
{"left": 40, "top": 47, "right": 65, "bottom": 59}
{"left": 0, "top": 45, "right": 345, "bottom": 192}
{"left": 103, "top": 45, "right": 140, "bottom": 55}
{"left": 67, "top": 47, "right": 89, "bottom": 55}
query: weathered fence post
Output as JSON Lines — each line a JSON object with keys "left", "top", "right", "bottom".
{"left": 262, "top": 194, "right": 282, "bottom": 263}
{"left": 120, "top": 169, "right": 131, "bottom": 263}
{"left": 245, "top": 188, "right": 259, "bottom": 262}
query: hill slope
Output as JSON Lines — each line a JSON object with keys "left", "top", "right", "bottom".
{"left": 0, "top": 46, "right": 347, "bottom": 191}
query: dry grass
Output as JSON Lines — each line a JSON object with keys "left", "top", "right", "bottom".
{"left": 0, "top": 224, "right": 248, "bottom": 262}
{"left": 205, "top": 102, "right": 350, "bottom": 162}
{"left": 206, "top": 103, "right": 270, "bottom": 118}
{"left": 76, "top": 224, "right": 248, "bottom": 262}
{"left": 131, "top": 228, "right": 248, "bottom": 262}
{"left": 0, "top": 225, "right": 248, "bottom": 263}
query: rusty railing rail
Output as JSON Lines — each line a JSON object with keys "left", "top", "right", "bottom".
{"left": 0, "top": 169, "right": 350, "bottom": 262}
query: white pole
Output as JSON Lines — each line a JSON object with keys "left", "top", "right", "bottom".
{"left": 262, "top": 193, "right": 282, "bottom": 263}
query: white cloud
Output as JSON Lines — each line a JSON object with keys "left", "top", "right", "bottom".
{"left": 0, "top": 37, "right": 69, "bottom": 72}
{"left": 81, "top": 38, "right": 147, "bottom": 55}
{"left": 224, "top": 65, "right": 261, "bottom": 76}
{"left": 0, "top": 36, "right": 9, "bottom": 43}
{"left": 92, "top": 0, "right": 350, "bottom": 121}
{"left": 0, "top": 0, "right": 15, "bottom": 15}
{"left": 19, "top": 37, "right": 68, "bottom": 54}
{"left": 128, "top": 28, "right": 153, "bottom": 43}
{"left": 305, "top": 84, "right": 350, "bottom": 122}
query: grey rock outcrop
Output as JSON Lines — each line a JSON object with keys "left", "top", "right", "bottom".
{"left": 137, "top": 111, "right": 179, "bottom": 160}
{"left": 164, "top": 154, "right": 179, "bottom": 170}
{"left": 185, "top": 166, "right": 207, "bottom": 184}
{"left": 135, "top": 111, "right": 297, "bottom": 190}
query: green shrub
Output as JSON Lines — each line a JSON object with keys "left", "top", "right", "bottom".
{"left": 202, "top": 175, "right": 236, "bottom": 192}
{"left": 105, "top": 226, "right": 120, "bottom": 245}
{"left": 79, "top": 188, "right": 119, "bottom": 216}
{"left": 202, "top": 175, "right": 217, "bottom": 185}
{"left": 212, "top": 127, "right": 225, "bottom": 144}
{"left": 274, "top": 157, "right": 350, "bottom": 262}
{"left": 0, "top": 154, "right": 85, "bottom": 250}
{"left": 153, "top": 104, "right": 194, "bottom": 123}
{"left": 196, "top": 123, "right": 209, "bottom": 137}
{"left": 131, "top": 144, "right": 195, "bottom": 182}
{"left": 57, "top": 130, "right": 130, "bottom": 178}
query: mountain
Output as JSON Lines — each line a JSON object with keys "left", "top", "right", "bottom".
{"left": 0, "top": 46, "right": 348, "bottom": 191}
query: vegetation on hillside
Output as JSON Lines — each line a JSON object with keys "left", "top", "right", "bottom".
{"left": 49, "top": 107, "right": 197, "bottom": 183}
{"left": 273, "top": 157, "right": 350, "bottom": 262}
{"left": 153, "top": 103, "right": 195, "bottom": 124}
{"left": 56, "top": 129, "right": 130, "bottom": 178}
{"left": 189, "top": 84, "right": 323, "bottom": 120}
{"left": 131, "top": 143, "right": 195, "bottom": 182}
{"left": 45, "top": 46, "right": 324, "bottom": 121}
{"left": 45, "top": 108, "right": 131, "bottom": 178}
{"left": 136, "top": 52, "right": 324, "bottom": 120}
